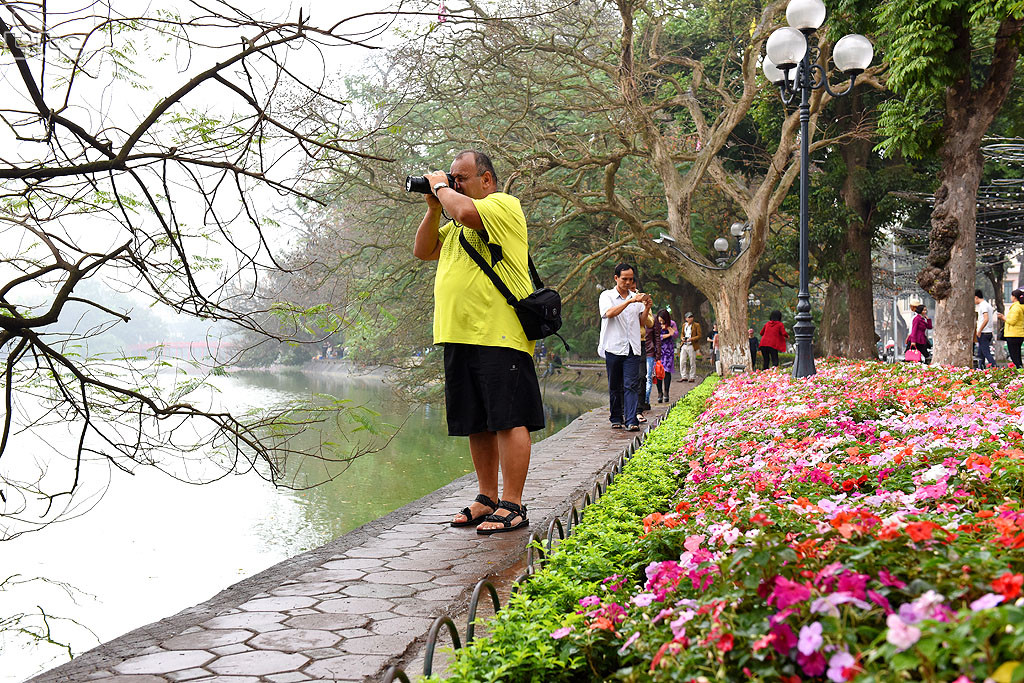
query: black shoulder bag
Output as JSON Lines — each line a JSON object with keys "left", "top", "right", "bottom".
{"left": 458, "top": 228, "right": 569, "bottom": 350}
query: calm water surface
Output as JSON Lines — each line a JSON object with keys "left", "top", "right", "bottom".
{"left": 3, "top": 369, "right": 598, "bottom": 682}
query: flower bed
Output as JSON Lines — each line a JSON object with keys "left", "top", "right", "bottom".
{"left": 444, "top": 361, "right": 1024, "bottom": 682}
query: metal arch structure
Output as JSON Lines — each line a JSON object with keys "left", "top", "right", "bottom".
{"left": 891, "top": 137, "right": 1024, "bottom": 280}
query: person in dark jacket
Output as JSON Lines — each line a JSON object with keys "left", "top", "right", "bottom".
{"left": 747, "top": 328, "right": 759, "bottom": 368}
{"left": 759, "top": 310, "right": 788, "bottom": 369}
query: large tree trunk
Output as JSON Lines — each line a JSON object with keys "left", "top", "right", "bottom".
{"left": 819, "top": 279, "right": 849, "bottom": 357}
{"left": 837, "top": 93, "right": 878, "bottom": 360}
{"left": 917, "top": 15, "right": 1022, "bottom": 367}
{"left": 713, "top": 272, "right": 754, "bottom": 373}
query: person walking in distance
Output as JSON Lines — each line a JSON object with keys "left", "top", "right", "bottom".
{"left": 758, "top": 310, "right": 788, "bottom": 369}
{"left": 654, "top": 309, "right": 678, "bottom": 402}
{"left": 414, "top": 150, "right": 542, "bottom": 535}
{"left": 678, "top": 312, "right": 701, "bottom": 382}
{"left": 907, "top": 302, "right": 932, "bottom": 364}
{"left": 747, "top": 328, "right": 759, "bottom": 368}
{"left": 598, "top": 263, "right": 653, "bottom": 432}
{"left": 998, "top": 288, "right": 1024, "bottom": 369}
{"left": 975, "top": 289, "right": 997, "bottom": 369}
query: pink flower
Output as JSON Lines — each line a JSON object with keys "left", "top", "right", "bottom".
{"left": 810, "top": 592, "right": 870, "bottom": 616}
{"left": 578, "top": 595, "right": 601, "bottom": 608}
{"left": 684, "top": 534, "right": 705, "bottom": 552}
{"left": 631, "top": 593, "right": 655, "bottom": 607}
{"left": 968, "top": 593, "right": 1004, "bottom": 611}
{"left": 769, "top": 576, "right": 811, "bottom": 609}
{"left": 550, "top": 626, "right": 572, "bottom": 639}
{"left": 618, "top": 631, "right": 640, "bottom": 653}
{"left": 797, "top": 621, "right": 823, "bottom": 655}
{"left": 652, "top": 608, "right": 674, "bottom": 624}
{"left": 669, "top": 608, "right": 695, "bottom": 640}
{"left": 885, "top": 613, "right": 921, "bottom": 651}
{"left": 827, "top": 651, "right": 855, "bottom": 682}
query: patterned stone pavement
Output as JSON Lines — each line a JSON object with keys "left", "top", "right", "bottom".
{"left": 30, "top": 381, "right": 701, "bottom": 683}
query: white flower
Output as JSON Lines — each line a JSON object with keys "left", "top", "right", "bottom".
{"left": 921, "top": 464, "right": 947, "bottom": 482}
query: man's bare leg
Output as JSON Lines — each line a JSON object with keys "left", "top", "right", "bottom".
{"left": 478, "top": 426, "right": 531, "bottom": 531}
{"left": 451, "top": 431, "right": 500, "bottom": 524}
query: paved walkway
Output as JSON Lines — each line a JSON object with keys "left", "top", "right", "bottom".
{"left": 30, "top": 384, "right": 699, "bottom": 683}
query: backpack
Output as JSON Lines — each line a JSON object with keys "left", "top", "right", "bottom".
{"left": 458, "top": 228, "right": 569, "bottom": 349}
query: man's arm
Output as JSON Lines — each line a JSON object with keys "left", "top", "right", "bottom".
{"left": 413, "top": 195, "right": 444, "bottom": 260}
{"left": 424, "top": 170, "right": 484, "bottom": 231}
{"left": 978, "top": 311, "right": 989, "bottom": 335}
{"left": 603, "top": 292, "right": 648, "bottom": 319}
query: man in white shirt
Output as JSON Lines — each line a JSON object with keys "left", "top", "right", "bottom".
{"left": 975, "top": 289, "right": 996, "bottom": 368}
{"left": 598, "top": 263, "right": 653, "bottom": 431}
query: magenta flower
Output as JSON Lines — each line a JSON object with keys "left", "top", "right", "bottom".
{"left": 797, "top": 621, "right": 824, "bottom": 655}
{"left": 867, "top": 589, "right": 894, "bottom": 615}
{"left": 837, "top": 571, "right": 869, "bottom": 600}
{"left": 769, "top": 576, "right": 811, "bottom": 609}
{"left": 878, "top": 569, "right": 907, "bottom": 589}
{"left": 885, "top": 613, "right": 922, "bottom": 651}
{"left": 770, "top": 621, "right": 797, "bottom": 654}
{"left": 798, "top": 651, "right": 827, "bottom": 676}
{"left": 578, "top": 595, "right": 601, "bottom": 608}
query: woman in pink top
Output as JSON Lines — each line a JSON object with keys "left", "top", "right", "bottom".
{"left": 906, "top": 303, "right": 932, "bottom": 363}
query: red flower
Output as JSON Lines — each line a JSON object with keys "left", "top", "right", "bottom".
{"left": 716, "top": 633, "right": 734, "bottom": 652}
{"left": 750, "top": 512, "right": 774, "bottom": 526}
{"left": 992, "top": 572, "right": 1024, "bottom": 600}
{"left": 905, "top": 521, "right": 937, "bottom": 542}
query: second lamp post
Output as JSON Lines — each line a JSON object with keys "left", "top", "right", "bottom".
{"left": 762, "top": 0, "right": 873, "bottom": 378}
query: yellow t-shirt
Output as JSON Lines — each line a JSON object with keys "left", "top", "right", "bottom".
{"left": 433, "top": 192, "right": 536, "bottom": 355}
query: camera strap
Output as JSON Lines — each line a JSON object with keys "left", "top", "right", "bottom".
{"left": 458, "top": 227, "right": 543, "bottom": 303}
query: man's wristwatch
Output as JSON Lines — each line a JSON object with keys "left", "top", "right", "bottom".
{"left": 432, "top": 182, "right": 449, "bottom": 194}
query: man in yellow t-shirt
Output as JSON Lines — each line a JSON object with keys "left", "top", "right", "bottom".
{"left": 413, "top": 150, "right": 543, "bottom": 536}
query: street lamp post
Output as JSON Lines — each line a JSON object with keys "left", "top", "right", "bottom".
{"left": 763, "top": 0, "right": 873, "bottom": 378}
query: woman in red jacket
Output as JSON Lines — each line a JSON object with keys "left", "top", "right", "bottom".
{"left": 758, "top": 310, "right": 789, "bottom": 369}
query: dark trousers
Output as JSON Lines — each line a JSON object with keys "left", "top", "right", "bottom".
{"left": 656, "top": 373, "right": 672, "bottom": 400}
{"left": 1008, "top": 338, "right": 1023, "bottom": 369}
{"left": 977, "top": 332, "right": 996, "bottom": 368}
{"left": 761, "top": 346, "right": 779, "bottom": 369}
{"left": 606, "top": 350, "right": 641, "bottom": 427}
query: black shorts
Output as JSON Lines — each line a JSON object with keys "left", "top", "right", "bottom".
{"left": 443, "top": 343, "right": 545, "bottom": 436}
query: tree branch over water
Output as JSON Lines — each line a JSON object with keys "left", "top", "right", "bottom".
{"left": 0, "top": 1, "right": 418, "bottom": 539}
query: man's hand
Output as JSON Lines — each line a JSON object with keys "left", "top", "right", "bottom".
{"left": 425, "top": 170, "right": 451, "bottom": 194}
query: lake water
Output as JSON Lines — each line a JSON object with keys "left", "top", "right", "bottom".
{"left": 2, "top": 369, "right": 598, "bottom": 682}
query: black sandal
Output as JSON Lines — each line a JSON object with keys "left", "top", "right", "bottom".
{"left": 451, "top": 493, "right": 499, "bottom": 527}
{"left": 477, "top": 500, "right": 529, "bottom": 535}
